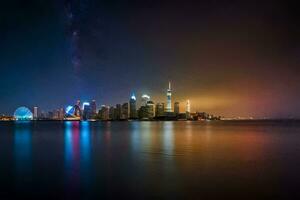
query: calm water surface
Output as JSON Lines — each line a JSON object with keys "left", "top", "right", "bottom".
{"left": 0, "top": 121, "right": 300, "bottom": 199}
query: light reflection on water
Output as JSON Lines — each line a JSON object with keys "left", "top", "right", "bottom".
{"left": 162, "top": 121, "right": 174, "bottom": 156}
{"left": 80, "top": 121, "right": 91, "bottom": 164}
{"left": 64, "top": 121, "right": 73, "bottom": 170}
{"left": 64, "top": 121, "right": 92, "bottom": 195}
{"left": 14, "top": 122, "right": 31, "bottom": 160}
{"left": 80, "top": 121, "right": 91, "bottom": 189}
{"left": 1, "top": 120, "right": 300, "bottom": 198}
{"left": 14, "top": 121, "right": 32, "bottom": 190}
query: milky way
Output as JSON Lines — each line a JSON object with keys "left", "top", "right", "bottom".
{"left": 64, "top": 0, "right": 89, "bottom": 74}
{"left": 1, "top": 0, "right": 300, "bottom": 117}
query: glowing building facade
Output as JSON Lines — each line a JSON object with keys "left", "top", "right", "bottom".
{"left": 146, "top": 101, "right": 155, "bottom": 119}
{"left": 99, "top": 105, "right": 109, "bottom": 120}
{"left": 155, "top": 103, "right": 165, "bottom": 117}
{"left": 33, "top": 106, "right": 38, "bottom": 120}
{"left": 14, "top": 107, "right": 33, "bottom": 120}
{"left": 166, "top": 82, "right": 172, "bottom": 112}
{"left": 115, "top": 104, "right": 122, "bottom": 120}
{"left": 186, "top": 99, "right": 191, "bottom": 119}
{"left": 82, "top": 102, "right": 92, "bottom": 120}
{"left": 109, "top": 106, "right": 115, "bottom": 120}
{"left": 141, "top": 94, "right": 150, "bottom": 106}
{"left": 90, "top": 100, "right": 97, "bottom": 115}
{"left": 121, "top": 103, "right": 129, "bottom": 119}
{"left": 65, "top": 104, "right": 81, "bottom": 120}
{"left": 129, "top": 93, "right": 137, "bottom": 119}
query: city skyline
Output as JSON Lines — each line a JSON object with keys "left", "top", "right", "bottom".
{"left": 1, "top": 74, "right": 299, "bottom": 119}
{"left": 1, "top": 1, "right": 300, "bottom": 199}
{"left": 10, "top": 81, "right": 214, "bottom": 121}
{"left": 1, "top": 1, "right": 299, "bottom": 118}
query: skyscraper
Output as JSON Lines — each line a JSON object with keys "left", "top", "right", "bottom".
{"left": 53, "top": 109, "right": 60, "bottom": 120}
{"left": 174, "top": 102, "right": 180, "bottom": 115}
{"left": 115, "top": 104, "right": 122, "bottom": 120}
{"left": 138, "top": 106, "right": 147, "bottom": 119}
{"left": 155, "top": 103, "right": 165, "bottom": 117}
{"left": 99, "top": 105, "right": 109, "bottom": 120}
{"left": 146, "top": 100, "right": 155, "bottom": 119}
{"left": 109, "top": 106, "right": 115, "bottom": 120}
{"left": 129, "top": 93, "right": 137, "bottom": 119}
{"left": 186, "top": 100, "right": 191, "bottom": 119}
{"left": 91, "top": 100, "right": 97, "bottom": 116}
{"left": 141, "top": 94, "right": 150, "bottom": 106}
{"left": 121, "top": 103, "right": 129, "bottom": 119}
{"left": 166, "top": 82, "right": 172, "bottom": 112}
{"left": 83, "top": 103, "right": 92, "bottom": 120}
{"left": 33, "top": 106, "right": 38, "bottom": 120}
{"left": 59, "top": 108, "right": 65, "bottom": 120}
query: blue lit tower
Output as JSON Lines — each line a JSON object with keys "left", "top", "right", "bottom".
{"left": 129, "top": 93, "right": 137, "bottom": 119}
{"left": 82, "top": 102, "right": 92, "bottom": 120}
{"left": 166, "top": 81, "right": 172, "bottom": 112}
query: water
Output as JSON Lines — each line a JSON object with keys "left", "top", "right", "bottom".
{"left": 0, "top": 120, "right": 300, "bottom": 199}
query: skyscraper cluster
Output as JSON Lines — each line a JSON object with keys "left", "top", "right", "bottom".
{"left": 64, "top": 82, "right": 192, "bottom": 121}
{"left": 11, "top": 82, "right": 220, "bottom": 121}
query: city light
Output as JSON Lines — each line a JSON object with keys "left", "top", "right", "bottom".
{"left": 14, "top": 107, "right": 33, "bottom": 121}
{"left": 82, "top": 102, "right": 90, "bottom": 110}
{"left": 141, "top": 94, "right": 150, "bottom": 99}
{"left": 66, "top": 106, "right": 73, "bottom": 114}
{"left": 7, "top": 82, "right": 220, "bottom": 121}
{"left": 131, "top": 93, "right": 136, "bottom": 101}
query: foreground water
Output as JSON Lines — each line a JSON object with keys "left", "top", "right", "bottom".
{"left": 0, "top": 120, "right": 300, "bottom": 199}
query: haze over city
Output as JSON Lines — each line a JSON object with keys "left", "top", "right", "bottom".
{"left": 2, "top": 1, "right": 300, "bottom": 199}
{"left": 1, "top": 0, "right": 299, "bottom": 118}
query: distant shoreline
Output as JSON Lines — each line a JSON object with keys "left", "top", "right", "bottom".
{"left": 1, "top": 119, "right": 300, "bottom": 122}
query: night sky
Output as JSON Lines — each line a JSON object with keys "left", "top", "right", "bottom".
{"left": 1, "top": 0, "right": 299, "bottom": 118}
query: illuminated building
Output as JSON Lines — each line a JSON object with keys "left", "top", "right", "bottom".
{"left": 121, "top": 103, "right": 129, "bottom": 119}
{"left": 90, "top": 100, "right": 97, "bottom": 116}
{"left": 65, "top": 105, "right": 73, "bottom": 115}
{"left": 186, "top": 99, "right": 190, "bottom": 113}
{"left": 155, "top": 103, "right": 165, "bottom": 117}
{"left": 109, "top": 106, "right": 115, "bottom": 120}
{"left": 74, "top": 105, "right": 81, "bottom": 117}
{"left": 82, "top": 102, "right": 90, "bottom": 110}
{"left": 82, "top": 102, "right": 92, "bottom": 120}
{"left": 53, "top": 109, "right": 60, "bottom": 119}
{"left": 186, "top": 99, "right": 191, "bottom": 119}
{"left": 129, "top": 93, "right": 137, "bottom": 119}
{"left": 166, "top": 82, "right": 172, "bottom": 112}
{"left": 0, "top": 116, "right": 14, "bottom": 121}
{"left": 59, "top": 108, "right": 65, "bottom": 120}
{"left": 114, "top": 104, "right": 121, "bottom": 120}
{"left": 174, "top": 102, "right": 180, "bottom": 115}
{"left": 138, "top": 106, "right": 147, "bottom": 119}
{"left": 99, "top": 105, "right": 109, "bottom": 120}
{"left": 139, "top": 100, "right": 155, "bottom": 120}
{"left": 33, "top": 106, "right": 38, "bottom": 120}
{"left": 14, "top": 107, "right": 33, "bottom": 120}
{"left": 146, "top": 100, "right": 155, "bottom": 119}
{"left": 65, "top": 104, "right": 81, "bottom": 120}
{"left": 141, "top": 94, "right": 150, "bottom": 106}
